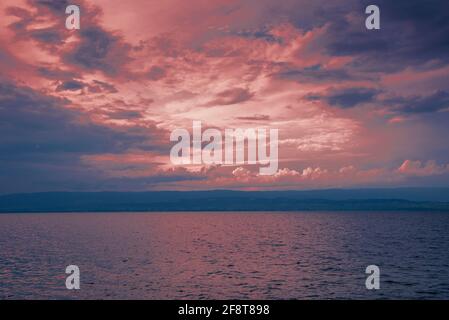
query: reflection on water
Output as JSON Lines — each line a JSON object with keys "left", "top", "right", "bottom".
{"left": 1, "top": 212, "right": 449, "bottom": 299}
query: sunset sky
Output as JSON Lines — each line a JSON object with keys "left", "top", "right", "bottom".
{"left": 1, "top": 0, "right": 449, "bottom": 193}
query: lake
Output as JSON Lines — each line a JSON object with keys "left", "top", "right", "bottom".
{"left": 1, "top": 212, "right": 448, "bottom": 299}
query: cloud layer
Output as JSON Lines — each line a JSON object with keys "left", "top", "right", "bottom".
{"left": 1, "top": 0, "right": 449, "bottom": 192}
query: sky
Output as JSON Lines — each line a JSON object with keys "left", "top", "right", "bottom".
{"left": 1, "top": 0, "right": 449, "bottom": 193}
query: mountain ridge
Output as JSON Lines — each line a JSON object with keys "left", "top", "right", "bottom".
{"left": 1, "top": 188, "right": 449, "bottom": 212}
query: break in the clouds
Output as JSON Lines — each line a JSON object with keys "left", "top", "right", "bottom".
{"left": 1, "top": 0, "right": 449, "bottom": 192}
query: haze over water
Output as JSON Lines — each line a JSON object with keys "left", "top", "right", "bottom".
{"left": 1, "top": 212, "right": 449, "bottom": 299}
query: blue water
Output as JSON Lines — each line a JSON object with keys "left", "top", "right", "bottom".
{"left": 1, "top": 212, "right": 449, "bottom": 299}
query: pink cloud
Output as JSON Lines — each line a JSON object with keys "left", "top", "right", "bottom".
{"left": 398, "top": 160, "right": 449, "bottom": 177}
{"left": 1, "top": 0, "right": 449, "bottom": 192}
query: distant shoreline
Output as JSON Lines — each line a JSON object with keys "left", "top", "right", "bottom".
{"left": 2, "top": 189, "right": 449, "bottom": 213}
{"left": 2, "top": 209, "right": 449, "bottom": 214}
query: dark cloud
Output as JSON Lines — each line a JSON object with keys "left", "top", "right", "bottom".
{"left": 236, "top": 114, "right": 270, "bottom": 121}
{"left": 5, "top": 6, "right": 34, "bottom": 30}
{"left": 30, "top": 0, "right": 72, "bottom": 13}
{"left": 89, "top": 80, "right": 118, "bottom": 93}
{"left": 206, "top": 88, "right": 254, "bottom": 106}
{"left": 326, "top": 87, "right": 379, "bottom": 108}
{"left": 276, "top": 64, "right": 353, "bottom": 83}
{"left": 0, "top": 80, "right": 156, "bottom": 155}
{"left": 29, "top": 27, "right": 64, "bottom": 44}
{"left": 5, "top": 1, "right": 133, "bottom": 78}
{"left": 64, "top": 26, "right": 133, "bottom": 76}
{"left": 5, "top": 4, "right": 66, "bottom": 48}
{"left": 323, "top": 0, "right": 449, "bottom": 72}
{"left": 56, "top": 80, "right": 85, "bottom": 91}
{"left": 52, "top": 78, "right": 118, "bottom": 94}
{"left": 387, "top": 91, "right": 449, "bottom": 114}
{"left": 108, "top": 109, "right": 143, "bottom": 120}
{"left": 320, "top": 88, "right": 449, "bottom": 113}
{"left": 37, "top": 67, "right": 80, "bottom": 81}
{"left": 234, "top": 28, "right": 282, "bottom": 43}
{"left": 147, "top": 66, "right": 167, "bottom": 81}
{"left": 0, "top": 80, "right": 171, "bottom": 193}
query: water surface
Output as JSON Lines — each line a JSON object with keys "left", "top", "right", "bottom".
{"left": 1, "top": 212, "right": 448, "bottom": 299}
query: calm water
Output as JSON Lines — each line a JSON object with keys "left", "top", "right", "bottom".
{"left": 1, "top": 212, "right": 449, "bottom": 299}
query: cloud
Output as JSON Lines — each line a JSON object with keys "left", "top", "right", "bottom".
{"left": 107, "top": 109, "right": 143, "bottom": 120}
{"left": 0, "top": 80, "right": 160, "bottom": 155}
{"left": 326, "top": 87, "right": 379, "bottom": 108}
{"left": 56, "top": 80, "right": 85, "bottom": 91}
{"left": 322, "top": 0, "right": 449, "bottom": 72}
{"left": 232, "top": 167, "right": 252, "bottom": 178}
{"left": 2, "top": 0, "right": 449, "bottom": 192}
{"left": 172, "top": 160, "right": 449, "bottom": 190}
{"left": 5, "top": 0, "right": 135, "bottom": 79}
{"left": 398, "top": 160, "right": 449, "bottom": 176}
{"left": 147, "top": 66, "right": 167, "bottom": 81}
{"left": 5, "top": 2, "right": 67, "bottom": 50}
{"left": 31, "top": 0, "right": 73, "bottom": 13}
{"left": 235, "top": 114, "right": 270, "bottom": 121}
{"left": 276, "top": 64, "right": 353, "bottom": 83}
{"left": 88, "top": 80, "right": 118, "bottom": 93}
{"left": 55, "top": 79, "right": 118, "bottom": 93}
{"left": 64, "top": 26, "right": 133, "bottom": 76}
{"left": 205, "top": 88, "right": 253, "bottom": 106}
{"left": 387, "top": 90, "right": 449, "bottom": 114}
{"left": 0, "top": 80, "right": 168, "bottom": 193}
{"left": 37, "top": 66, "right": 80, "bottom": 81}
{"left": 183, "top": 165, "right": 386, "bottom": 190}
